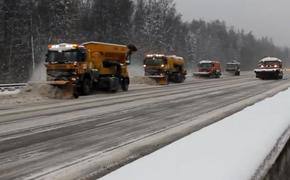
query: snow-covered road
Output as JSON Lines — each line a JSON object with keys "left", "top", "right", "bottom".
{"left": 101, "top": 88, "right": 290, "bottom": 180}
{"left": 0, "top": 73, "right": 290, "bottom": 179}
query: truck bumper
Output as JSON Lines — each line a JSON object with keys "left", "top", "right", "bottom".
{"left": 254, "top": 69, "right": 283, "bottom": 79}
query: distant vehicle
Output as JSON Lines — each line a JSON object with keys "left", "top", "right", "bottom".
{"left": 45, "top": 42, "right": 137, "bottom": 98}
{"left": 193, "top": 60, "right": 222, "bottom": 78}
{"left": 226, "top": 61, "right": 240, "bottom": 76}
{"left": 144, "top": 54, "right": 187, "bottom": 85}
{"left": 254, "top": 57, "right": 283, "bottom": 80}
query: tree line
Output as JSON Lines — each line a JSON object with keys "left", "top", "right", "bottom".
{"left": 0, "top": 0, "right": 289, "bottom": 83}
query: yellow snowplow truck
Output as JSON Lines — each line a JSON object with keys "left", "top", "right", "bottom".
{"left": 45, "top": 42, "right": 137, "bottom": 98}
{"left": 143, "top": 54, "right": 187, "bottom": 85}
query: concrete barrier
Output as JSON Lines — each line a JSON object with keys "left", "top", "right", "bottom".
{"left": 263, "top": 129, "right": 290, "bottom": 180}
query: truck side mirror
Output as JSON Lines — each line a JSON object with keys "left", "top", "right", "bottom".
{"left": 127, "top": 44, "right": 137, "bottom": 52}
{"left": 126, "top": 60, "right": 131, "bottom": 65}
{"left": 45, "top": 53, "right": 49, "bottom": 62}
{"left": 126, "top": 55, "right": 132, "bottom": 65}
{"left": 126, "top": 44, "right": 137, "bottom": 65}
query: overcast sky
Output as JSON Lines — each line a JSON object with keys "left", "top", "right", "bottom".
{"left": 175, "top": 0, "right": 290, "bottom": 47}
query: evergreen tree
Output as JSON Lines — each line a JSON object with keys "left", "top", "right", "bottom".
{"left": 1, "top": 0, "right": 33, "bottom": 83}
{"left": 0, "top": 0, "right": 288, "bottom": 83}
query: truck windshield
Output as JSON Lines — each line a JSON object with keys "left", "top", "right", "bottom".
{"left": 226, "top": 64, "right": 238, "bottom": 69}
{"left": 144, "top": 58, "right": 166, "bottom": 66}
{"left": 199, "top": 63, "right": 213, "bottom": 68}
{"left": 46, "top": 49, "right": 86, "bottom": 63}
{"left": 260, "top": 61, "right": 281, "bottom": 67}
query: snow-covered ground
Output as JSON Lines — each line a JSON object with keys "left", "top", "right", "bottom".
{"left": 0, "top": 84, "right": 51, "bottom": 106}
{"left": 0, "top": 89, "right": 21, "bottom": 95}
{"left": 100, "top": 88, "right": 290, "bottom": 180}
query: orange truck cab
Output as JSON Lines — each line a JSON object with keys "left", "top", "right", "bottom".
{"left": 193, "top": 60, "right": 222, "bottom": 78}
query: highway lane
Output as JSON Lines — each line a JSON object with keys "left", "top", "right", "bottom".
{"left": 0, "top": 73, "right": 290, "bottom": 179}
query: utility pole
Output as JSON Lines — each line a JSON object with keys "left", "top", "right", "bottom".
{"left": 30, "top": 15, "right": 35, "bottom": 73}
{"left": 31, "top": 33, "right": 35, "bottom": 71}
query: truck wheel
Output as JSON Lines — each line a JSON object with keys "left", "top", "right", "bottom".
{"left": 278, "top": 72, "right": 283, "bottom": 80}
{"left": 73, "top": 91, "right": 79, "bottom": 98}
{"left": 277, "top": 75, "right": 283, "bottom": 80}
{"left": 73, "top": 87, "right": 79, "bottom": 98}
{"left": 215, "top": 73, "right": 220, "bottom": 78}
{"left": 164, "top": 74, "right": 169, "bottom": 85}
{"left": 180, "top": 74, "right": 186, "bottom": 83}
{"left": 175, "top": 73, "right": 182, "bottom": 83}
{"left": 108, "top": 77, "right": 120, "bottom": 93}
{"left": 121, "top": 78, "right": 129, "bottom": 91}
{"left": 81, "top": 78, "right": 92, "bottom": 95}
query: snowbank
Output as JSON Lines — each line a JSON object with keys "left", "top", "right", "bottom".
{"left": 0, "top": 83, "right": 51, "bottom": 106}
{"left": 101, "top": 88, "right": 290, "bottom": 180}
{"left": 0, "top": 89, "right": 20, "bottom": 95}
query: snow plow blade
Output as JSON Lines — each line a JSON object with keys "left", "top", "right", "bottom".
{"left": 193, "top": 72, "right": 210, "bottom": 77}
{"left": 147, "top": 76, "right": 169, "bottom": 85}
{"left": 47, "top": 80, "right": 70, "bottom": 86}
{"left": 46, "top": 81, "right": 78, "bottom": 99}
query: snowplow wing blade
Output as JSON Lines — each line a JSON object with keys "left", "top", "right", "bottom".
{"left": 46, "top": 81, "right": 77, "bottom": 99}
{"left": 146, "top": 76, "right": 168, "bottom": 85}
{"left": 193, "top": 72, "right": 210, "bottom": 76}
{"left": 46, "top": 81, "right": 71, "bottom": 86}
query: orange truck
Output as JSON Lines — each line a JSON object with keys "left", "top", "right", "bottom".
{"left": 193, "top": 60, "right": 222, "bottom": 78}
{"left": 143, "top": 54, "right": 187, "bottom": 85}
{"left": 45, "top": 42, "right": 137, "bottom": 98}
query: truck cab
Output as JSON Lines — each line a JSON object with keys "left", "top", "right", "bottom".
{"left": 254, "top": 57, "right": 283, "bottom": 80}
{"left": 226, "top": 61, "right": 240, "bottom": 76}
{"left": 46, "top": 44, "right": 86, "bottom": 81}
{"left": 194, "top": 60, "right": 222, "bottom": 78}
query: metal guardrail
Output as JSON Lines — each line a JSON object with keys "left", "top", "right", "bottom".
{"left": 0, "top": 83, "right": 27, "bottom": 92}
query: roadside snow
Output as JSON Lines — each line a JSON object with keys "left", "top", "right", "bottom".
{"left": 0, "top": 83, "right": 50, "bottom": 106}
{"left": 0, "top": 89, "right": 20, "bottom": 95}
{"left": 100, "top": 88, "right": 290, "bottom": 180}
